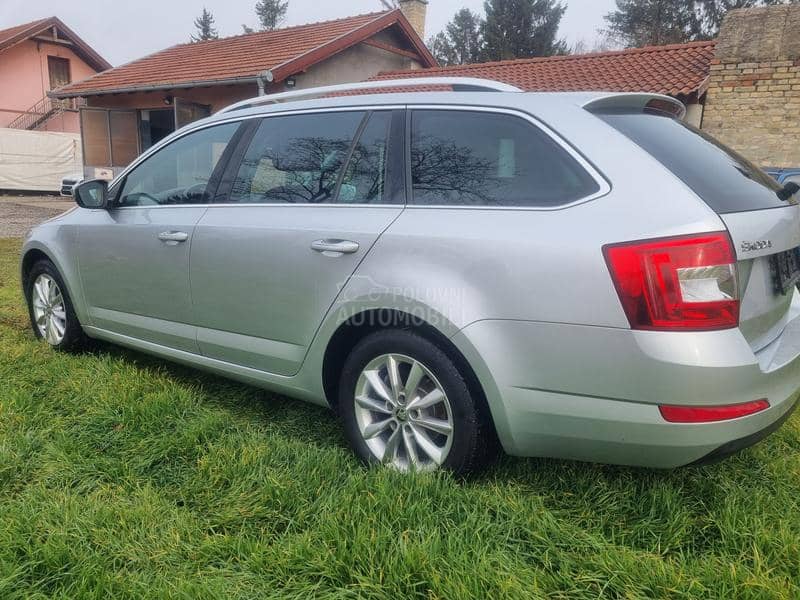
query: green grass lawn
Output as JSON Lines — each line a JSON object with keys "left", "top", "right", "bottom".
{"left": 1, "top": 238, "right": 800, "bottom": 599}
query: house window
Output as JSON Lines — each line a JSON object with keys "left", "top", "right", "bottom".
{"left": 47, "top": 56, "right": 71, "bottom": 90}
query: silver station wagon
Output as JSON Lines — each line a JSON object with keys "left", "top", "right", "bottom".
{"left": 21, "top": 78, "right": 800, "bottom": 474}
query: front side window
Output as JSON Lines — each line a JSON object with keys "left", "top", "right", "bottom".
{"left": 116, "top": 122, "right": 239, "bottom": 207}
{"left": 229, "top": 112, "right": 365, "bottom": 204}
{"left": 410, "top": 110, "right": 600, "bottom": 207}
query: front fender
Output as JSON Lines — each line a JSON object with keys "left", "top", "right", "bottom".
{"left": 21, "top": 221, "right": 88, "bottom": 328}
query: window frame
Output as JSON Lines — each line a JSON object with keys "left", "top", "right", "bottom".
{"left": 47, "top": 56, "right": 71, "bottom": 90}
{"left": 404, "top": 105, "right": 610, "bottom": 211}
{"left": 106, "top": 103, "right": 608, "bottom": 212}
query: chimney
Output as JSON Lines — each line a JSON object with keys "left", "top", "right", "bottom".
{"left": 398, "top": 0, "right": 428, "bottom": 40}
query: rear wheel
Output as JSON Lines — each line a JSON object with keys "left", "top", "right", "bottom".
{"left": 26, "top": 260, "right": 88, "bottom": 351}
{"left": 338, "top": 329, "right": 485, "bottom": 474}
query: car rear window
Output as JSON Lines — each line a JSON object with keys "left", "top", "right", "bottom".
{"left": 596, "top": 109, "right": 786, "bottom": 214}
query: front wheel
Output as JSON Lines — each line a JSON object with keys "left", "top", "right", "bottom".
{"left": 338, "top": 329, "right": 486, "bottom": 474}
{"left": 26, "top": 259, "right": 88, "bottom": 351}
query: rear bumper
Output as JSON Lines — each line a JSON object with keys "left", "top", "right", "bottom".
{"left": 690, "top": 396, "right": 799, "bottom": 465}
{"left": 452, "top": 304, "right": 800, "bottom": 468}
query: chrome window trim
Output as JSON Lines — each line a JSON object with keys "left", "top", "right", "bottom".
{"left": 107, "top": 102, "right": 610, "bottom": 212}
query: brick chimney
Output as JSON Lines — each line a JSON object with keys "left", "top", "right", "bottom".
{"left": 398, "top": 0, "right": 428, "bottom": 40}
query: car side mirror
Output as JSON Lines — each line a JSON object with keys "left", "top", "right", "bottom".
{"left": 74, "top": 179, "right": 109, "bottom": 209}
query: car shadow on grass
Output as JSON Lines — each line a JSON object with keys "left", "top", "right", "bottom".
{"left": 81, "top": 338, "right": 349, "bottom": 452}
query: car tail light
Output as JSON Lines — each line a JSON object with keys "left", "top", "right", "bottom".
{"left": 659, "top": 399, "right": 769, "bottom": 423}
{"left": 604, "top": 232, "right": 739, "bottom": 331}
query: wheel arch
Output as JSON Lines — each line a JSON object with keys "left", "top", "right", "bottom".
{"left": 321, "top": 308, "right": 500, "bottom": 446}
{"left": 20, "top": 247, "right": 55, "bottom": 300}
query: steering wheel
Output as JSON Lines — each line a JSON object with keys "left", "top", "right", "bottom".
{"left": 184, "top": 183, "right": 208, "bottom": 202}
{"left": 121, "top": 192, "right": 160, "bottom": 206}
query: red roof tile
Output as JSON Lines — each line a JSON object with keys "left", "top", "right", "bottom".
{"left": 55, "top": 10, "right": 436, "bottom": 98}
{"left": 372, "top": 40, "right": 717, "bottom": 98}
{"left": 0, "top": 17, "right": 111, "bottom": 72}
{"left": 0, "top": 18, "right": 49, "bottom": 48}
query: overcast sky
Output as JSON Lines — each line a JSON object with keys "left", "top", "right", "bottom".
{"left": 0, "top": 0, "right": 617, "bottom": 66}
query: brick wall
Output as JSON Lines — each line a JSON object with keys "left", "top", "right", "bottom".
{"left": 703, "top": 5, "right": 800, "bottom": 167}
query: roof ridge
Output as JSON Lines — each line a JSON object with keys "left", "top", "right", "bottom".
{"left": 174, "top": 9, "right": 392, "bottom": 49}
{"left": 380, "top": 39, "right": 718, "bottom": 76}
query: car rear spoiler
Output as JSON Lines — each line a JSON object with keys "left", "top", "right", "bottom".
{"left": 582, "top": 93, "right": 686, "bottom": 120}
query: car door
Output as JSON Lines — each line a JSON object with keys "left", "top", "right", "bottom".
{"left": 189, "top": 108, "right": 406, "bottom": 375}
{"left": 77, "top": 121, "right": 242, "bottom": 352}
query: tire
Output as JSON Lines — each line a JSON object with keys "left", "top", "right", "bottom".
{"left": 26, "top": 259, "right": 89, "bottom": 352}
{"left": 338, "top": 329, "right": 486, "bottom": 475}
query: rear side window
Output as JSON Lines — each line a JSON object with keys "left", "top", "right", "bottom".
{"left": 338, "top": 111, "right": 393, "bottom": 203}
{"left": 597, "top": 110, "right": 785, "bottom": 214}
{"left": 410, "top": 110, "right": 600, "bottom": 207}
{"left": 230, "top": 111, "right": 364, "bottom": 204}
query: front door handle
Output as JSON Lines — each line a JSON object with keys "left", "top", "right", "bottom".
{"left": 311, "top": 239, "right": 360, "bottom": 255}
{"left": 158, "top": 231, "right": 189, "bottom": 244}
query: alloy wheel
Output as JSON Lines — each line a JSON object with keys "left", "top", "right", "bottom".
{"left": 353, "top": 353, "right": 454, "bottom": 471}
{"left": 31, "top": 274, "right": 67, "bottom": 345}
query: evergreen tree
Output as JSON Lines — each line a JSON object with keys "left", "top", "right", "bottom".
{"left": 481, "top": 0, "right": 568, "bottom": 61}
{"left": 256, "top": 0, "right": 289, "bottom": 31}
{"left": 191, "top": 7, "right": 219, "bottom": 42}
{"left": 428, "top": 8, "right": 482, "bottom": 65}
{"left": 604, "top": 0, "right": 700, "bottom": 47}
{"left": 605, "top": 0, "right": 799, "bottom": 48}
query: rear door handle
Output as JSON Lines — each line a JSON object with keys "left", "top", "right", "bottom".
{"left": 158, "top": 231, "right": 189, "bottom": 244}
{"left": 311, "top": 239, "right": 360, "bottom": 255}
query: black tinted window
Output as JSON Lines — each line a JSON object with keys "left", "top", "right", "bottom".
{"left": 598, "top": 110, "right": 785, "bottom": 214}
{"left": 230, "top": 112, "right": 364, "bottom": 204}
{"left": 117, "top": 123, "right": 238, "bottom": 206}
{"left": 410, "top": 110, "right": 600, "bottom": 207}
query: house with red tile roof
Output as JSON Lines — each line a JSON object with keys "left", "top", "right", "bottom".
{"left": 0, "top": 17, "right": 110, "bottom": 133}
{"left": 51, "top": 4, "right": 435, "bottom": 176}
{"left": 373, "top": 40, "right": 717, "bottom": 127}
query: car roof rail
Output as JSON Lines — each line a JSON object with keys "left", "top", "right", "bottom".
{"left": 218, "top": 77, "right": 523, "bottom": 114}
